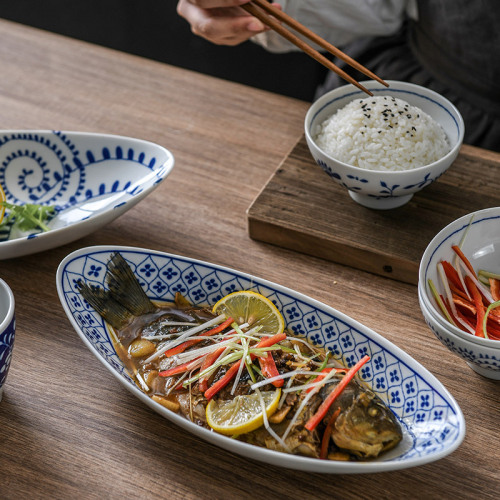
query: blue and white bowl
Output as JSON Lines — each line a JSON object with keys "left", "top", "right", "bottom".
{"left": 0, "top": 278, "right": 15, "bottom": 402}
{"left": 418, "top": 207, "right": 500, "bottom": 379}
{"left": 305, "top": 81, "right": 464, "bottom": 210}
{"left": 57, "top": 245, "right": 465, "bottom": 474}
{"left": 0, "top": 131, "right": 174, "bottom": 259}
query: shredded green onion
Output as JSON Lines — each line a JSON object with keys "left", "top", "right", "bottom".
{"left": 428, "top": 278, "right": 457, "bottom": 326}
{"left": 0, "top": 201, "right": 57, "bottom": 232}
{"left": 483, "top": 300, "right": 500, "bottom": 339}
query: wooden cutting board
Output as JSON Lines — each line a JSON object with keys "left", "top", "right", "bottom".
{"left": 247, "top": 135, "right": 500, "bottom": 285}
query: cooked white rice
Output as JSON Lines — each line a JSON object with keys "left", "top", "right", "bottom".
{"left": 314, "top": 95, "right": 450, "bottom": 171}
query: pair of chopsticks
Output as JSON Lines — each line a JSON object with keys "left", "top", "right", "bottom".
{"left": 241, "top": 0, "right": 388, "bottom": 96}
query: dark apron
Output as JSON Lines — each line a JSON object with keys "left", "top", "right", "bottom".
{"left": 316, "top": 0, "right": 500, "bottom": 151}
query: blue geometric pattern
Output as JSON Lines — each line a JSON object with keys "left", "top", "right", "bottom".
{"left": 0, "top": 131, "right": 173, "bottom": 241}
{"left": 0, "top": 315, "right": 15, "bottom": 389}
{"left": 58, "top": 247, "right": 465, "bottom": 466}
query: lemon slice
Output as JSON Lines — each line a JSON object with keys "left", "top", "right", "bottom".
{"left": 0, "top": 182, "right": 6, "bottom": 224}
{"left": 206, "top": 389, "right": 281, "bottom": 436}
{"left": 212, "top": 291, "right": 284, "bottom": 337}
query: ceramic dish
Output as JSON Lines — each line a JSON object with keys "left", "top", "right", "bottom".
{"left": 0, "top": 131, "right": 174, "bottom": 259}
{"left": 57, "top": 246, "right": 465, "bottom": 473}
{"left": 305, "top": 81, "right": 464, "bottom": 210}
{"left": 418, "top": 207, "right": 500, "bottom": 379}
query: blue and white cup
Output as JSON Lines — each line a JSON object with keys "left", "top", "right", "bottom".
{"left": 0, "top": 278, "right": 15, "bottom": 402}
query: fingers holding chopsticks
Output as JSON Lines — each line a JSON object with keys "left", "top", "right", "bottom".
{"left": 177, "top": 0, "right": 279, "bottom": 46}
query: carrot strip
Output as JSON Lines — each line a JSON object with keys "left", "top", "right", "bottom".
{"left": 305, "top": 367, "right": 347, "bottom": 393}
{"left": 164, "top": 317, "right": 234, "bottom": 357}
{"left": 305, "top": 355, "right": 370, "bottom": 432}
{"left": 204, "top": 332, "right": 287, "bottom": 400}
{"left": 320, "top": 407, "right": 341, "bottom": 459}
{"left": 449, "top": 283, "right": 469, "bottom": 301}
{"left": 158, "top": 356, "right": 203, "bottom": 377}
{"left": 258, "top": 349, "right": 284, "bottom": 387}
{"left": 452, "top": 245, "right": 476, "bottom": 277}
{"left": 490, "top": 278, "right": 500, "bottom": 302}
{"left": 442, "top": 298, "right": 471, "bottom": 333}
{"left": 441, "top": 260, "right": 464, "bottom": 292}
{"left": 198, "top": 335, "right": 241, "bottom": 392}
{"left": 464, "top": 276, "right": 485, "bottom": 338}
{"left": 452, "top": 295, "right": 476, "bottom": 315}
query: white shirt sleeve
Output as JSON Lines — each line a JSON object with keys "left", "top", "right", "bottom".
{"left": 253, "top": 0, "right": 415, "bottom": 52}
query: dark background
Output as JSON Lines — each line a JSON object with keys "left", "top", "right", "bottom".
{"left": 0, "top": 0, "right": 327, "bottom": 101}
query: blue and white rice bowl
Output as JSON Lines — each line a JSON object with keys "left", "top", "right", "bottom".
{"left": 0, "top": 131, "right": 174, "bottom": 259}
{"left": 305, "top": 81, "right": 464, "bottom": 210}
{"left": 418, "top": 207, "right": 500, "bottom": 379}
{"left": 57, "top": 245, "right": 465, "bottom": 473}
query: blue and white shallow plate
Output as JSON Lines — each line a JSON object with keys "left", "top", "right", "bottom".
{"left": 56, "top": 246, "right": 466, "bottom": 473}
{"left": 0, "top": 131, "right": 174, "bottom": 259}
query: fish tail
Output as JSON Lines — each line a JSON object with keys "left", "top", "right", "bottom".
{"left": 77, "top": 280, "right": 133, "bottom": 330}
{"left": 105, "top": 253, "right": 157, "bottom": 316}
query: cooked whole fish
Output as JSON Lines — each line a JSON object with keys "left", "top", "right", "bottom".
{"left": 77, "top": 252, "right": 403, "bottom": 461}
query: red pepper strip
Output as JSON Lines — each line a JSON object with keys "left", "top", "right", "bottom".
{"left": 257, "top": 337, "right": 284, "bottom": 387}
{"left": 204, "top": 332, "right": 287, "bottom": 400}
{"left": 306, "top": 367, "right": 347, "bottom": 393}
{"left": 320, "top": 407, "right": 341, "bottom": 459}
{"left": 452, "top": 245, "right": 476, "bottom": 277}
{"left": 452, "top": 295, "right": 476, "bottom": 315}
{"left": 464, "top": 276, "right": 485, "bottom": 338}
{"left": 441, "top": 260, "right": 465, "bottom": 292}
{"left": 198, "top": 335, "right": 241, "bottom": 393}
{"left": 442, "top": 298, "right": 470, "bottom": 333}
{"left": 164, "top": 317, "right": 234, "bottom": 358}
{"left": 305, "top": 355, "right": 370, "bottom": 432}
{"left": 449, "top": 283, "right": 469, "bottom": 301}
{"left": 490, "top": 278, "right": 500, "bottom": 302}
{"left": 158, "top": 356, "right": 203, "bottom": 377}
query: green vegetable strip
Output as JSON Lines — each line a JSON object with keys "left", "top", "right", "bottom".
{"left": 483, "top": 300, "right": 500, "bottom": 339}
{"left": 428, "top": 278, "right": 457, "bottom": 326}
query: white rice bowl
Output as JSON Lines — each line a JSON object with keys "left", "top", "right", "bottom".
{"left": 314, "top": 95, "right": 450, "bottom": 171}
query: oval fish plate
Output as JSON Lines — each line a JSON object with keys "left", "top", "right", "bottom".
{"left": 56, "top": 245, "right": 465, "bottom": 473}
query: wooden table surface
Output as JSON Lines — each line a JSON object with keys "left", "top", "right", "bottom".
{"left": 0, "top": 19, "right": 497, "bottom": 500}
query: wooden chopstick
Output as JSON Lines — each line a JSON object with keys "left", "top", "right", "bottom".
{"left": 242, "top": 1, "right": 388, "bottom": 96}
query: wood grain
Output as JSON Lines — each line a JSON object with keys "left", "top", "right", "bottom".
{"left": 0, "top": 19, "right": 498, "bottom": 500}
{"left": 248, "top": 136, "right": 500, "bottom": 284}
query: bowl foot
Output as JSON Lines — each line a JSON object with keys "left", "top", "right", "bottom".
{"left": 349, "top": 192, "right": 413, "bottom": 210}
{"left": 466, "top": 362, "right": 500, "bottom": 380}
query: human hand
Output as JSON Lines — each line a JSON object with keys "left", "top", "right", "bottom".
{"left": 177, "top": 0, "right": 275, "bottom": 46}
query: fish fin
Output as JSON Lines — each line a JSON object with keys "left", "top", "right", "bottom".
{"left": 77, "top": 280, "right": 133, "bottom": 330}
{"left": 106, "top": 253, "right": 157, "bottom": 316}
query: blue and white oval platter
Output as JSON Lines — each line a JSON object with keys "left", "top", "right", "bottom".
{"left": 56, "top": 246, "right": 465, "bottom": 474}
{"left": 0, "top": 131, "right": 174, "bottom": 259}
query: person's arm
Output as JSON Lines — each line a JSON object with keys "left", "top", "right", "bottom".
{"left": 177, "top": 0, "right": 279, "bottom": 46}
{"left": 254, "top": 0, "right": 409, "bottom": 52}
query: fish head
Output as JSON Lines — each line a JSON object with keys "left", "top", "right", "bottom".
{"left": 330, "top": 388, "right": 402, "bottom": 459}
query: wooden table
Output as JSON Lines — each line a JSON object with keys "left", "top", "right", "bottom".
{"left": 0, "top": 19, "right": 497, "bottom": 500}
